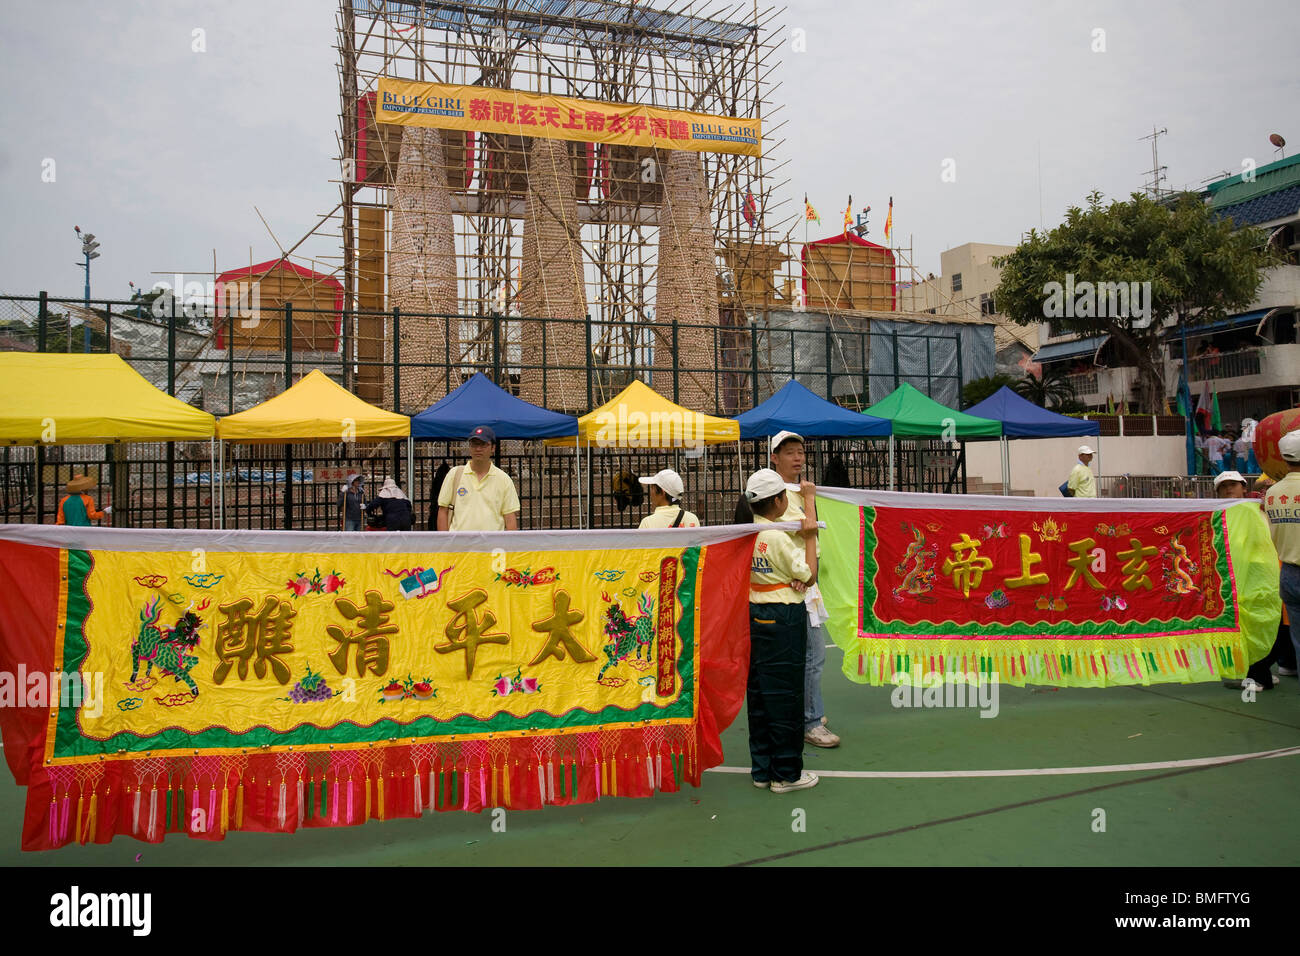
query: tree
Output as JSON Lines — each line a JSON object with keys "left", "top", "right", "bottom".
{"left": 961, "top": 373, "right": 1020, "bottom": 409}
{"left": 1013, "top": 364, "right": 1078, "bottom": 411}
{"left": 994, "top": 190, "right": 1275, "bottom": 413}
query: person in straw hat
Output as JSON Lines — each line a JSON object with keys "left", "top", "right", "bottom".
{"left": 57, "top": 473, "right": 111, "bottom": 526}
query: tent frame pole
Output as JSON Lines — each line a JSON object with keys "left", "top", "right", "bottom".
{"left": 218, "top": 439, "right": 225, "bottom": 530}
{"left": 1001, "top": 435, "right": 1010, "bottom": 496}
{"left": 209, "top": 437, "right": 216, "bottom": 528}
{"left": 406, "top": 437, "right": 414, "bottom": 506}
{"left": 888, "top": 436, "right": 896, "bottom": 492}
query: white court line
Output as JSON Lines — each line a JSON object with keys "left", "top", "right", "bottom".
{"left": 706, "top": 746, "right": 1300, "bottom": 779}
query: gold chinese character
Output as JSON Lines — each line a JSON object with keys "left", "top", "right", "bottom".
{"left": 1117, "top": 538, "right": 1159, "bottom": 592}
{"left": 528, "top": 590, "right": 596, "bottom": 666}
{"left": 436, "top": 590, "right": 509, "bottom": 679}
{"left": 327, "top": 590, "right": 398, "bottom": 677}
{"left": 213, "top": 596, "right": 296, "bottom": 685}
{"left": 940, "top": 533, "right": 993, "bottom": 598}
{"left": 1006, "top": 533, "right": 1050, "bottom": 589}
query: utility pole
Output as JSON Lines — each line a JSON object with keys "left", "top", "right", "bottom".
{"left": 74, "top": 225, "right": 100, "bottom": 351}
{"left": 1140, "top": 126, "right": 1168, "bottom": 198}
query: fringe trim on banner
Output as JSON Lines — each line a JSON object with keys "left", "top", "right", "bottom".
{"left": 21, "top": 726, "right": 702, "bottom": 850}
{"left": 848, "top": 632, "right": 1251, "bottom": 688}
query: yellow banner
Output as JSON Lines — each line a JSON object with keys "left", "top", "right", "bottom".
{"left": 375, "top": 78, "right": 762, "bottom": 158}
{"left": 69, "top": 546, "right": 699, "bottom": 755}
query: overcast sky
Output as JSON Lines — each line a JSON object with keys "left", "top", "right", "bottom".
{"left": 2, "top": 0, "right": 1297, "bottom": 304}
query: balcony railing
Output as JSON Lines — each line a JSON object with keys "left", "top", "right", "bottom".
{"left": 1065, "top": 371, "right": 1098, "bottom": 395}
{"left": 1184, "top": 347, "right": 1262, "bottom": 382}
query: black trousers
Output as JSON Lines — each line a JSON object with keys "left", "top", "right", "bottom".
{"left": 747, "top": 601, "right": 807, "bottom": 784}
{"left": 1247, "top": 620, "right": 1298, "bottom": 689}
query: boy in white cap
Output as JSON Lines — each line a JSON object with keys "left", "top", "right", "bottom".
{"left": 744, "top": 467, "right": 820, "bottom": 793}
{"left": 769, "top": 430, "right": 840, "bottom": 748}
{"left": 1068, "top": 445, "right": 1097, "bottom": 498}
{"left": 437, "top": 425, "right": 520, "bottom": 531}
{"left": 637, "top": 469, "right": 700, "bottom": 529}
{"left": 1213, "top": 471, "right": 1248, "bottom": 499}
{"left": 1263, "top": 430, "right": 1300, "bottom": 688}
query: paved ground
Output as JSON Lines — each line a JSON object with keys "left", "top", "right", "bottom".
{"left": 4, "top": 646, "right": 1298, "bottom": 866}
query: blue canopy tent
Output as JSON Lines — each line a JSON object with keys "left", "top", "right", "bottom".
{"left": 735, "top": 380, "right": 892, "bottom": 439}
{"left": 410, "top": 373, "right": 578, "bottom": 439}
{"left": 410, "top": 373, "right": 580, "bottom": 520}
{"left": 965, "top": 386, "right": 1100, "bottom": 494}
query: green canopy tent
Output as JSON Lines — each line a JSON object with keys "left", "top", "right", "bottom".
{"left": 862, "top": 383, "right": 1001, "bottom": 490}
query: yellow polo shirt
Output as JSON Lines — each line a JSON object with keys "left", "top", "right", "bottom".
{"left": 437, "top": 461, "right": 520, "bottom": 531}
{"left": 750, "top": 515, "right": 812, "bottom": 604}
{"left": 1264, "top": 472, "right": 1300, "bottom": 565}
{"left": 781, "top": 485, "right": 820, "bottom": 557}
{"left": 638, "top": 505, "right": 700, "bottom": 529}
{"left": 1068, "top": 461, "right": 1096, "bottom": 498}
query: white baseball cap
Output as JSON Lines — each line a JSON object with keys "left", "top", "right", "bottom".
{"left": 1077, "top": 445, "right": 1095, "bottom": 455}
{"left": 1280, "top": 430, "right": 1300, "bottom": 462}
{"left": 1213, "top": 470, "right": 1246, "bottom": 488}
{"left": 746, "top": 468, "right": 788, "bottom": 501}
{"left": 639, "top": 469, "right": 684, "bottom": 499}
{"left": 770, "top": 430, "right": 805, "bottom": 455}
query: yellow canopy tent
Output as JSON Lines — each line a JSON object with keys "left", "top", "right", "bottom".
{"left": 544, "top": 380, "right": 740, "bottom": 527}
{"left": 216, "top": 369, "right": 409, "bottom": 442}
{"left": 0, "top": 353, "right": 216, "bottom": 445}
{"left": 545, "top": 380, "right": 740, "bottom": 448}
{"left": 215, "top": 369, "right": 410, "bottom": 528}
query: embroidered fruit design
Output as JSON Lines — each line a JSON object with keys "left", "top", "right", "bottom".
{"left": 382, "top": 681, "right": 405, "bottom": 702}
{"left": 287, "top": 577, "right": 315, "bottom": 598}
{"left": 412, "top": 681, "right": 436, "bottom": 700}
{"left": 285, "top": 664, "right": 337, "bottom": 703}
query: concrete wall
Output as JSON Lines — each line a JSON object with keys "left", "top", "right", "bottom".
{"left": 965, "top": 434, "right": 1187, "bottom": 497}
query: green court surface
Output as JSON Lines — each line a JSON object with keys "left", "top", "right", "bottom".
{"left": 4, "top": 647, "right": 1298, "bottom": 866}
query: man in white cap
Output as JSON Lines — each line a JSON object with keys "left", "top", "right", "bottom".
{"left": 1067, "top": 445, "right": 1097, "bottom": 498}
{"left": 637, "top": 469, "right": 700, "bottom": 529}
{"left": 437, "top": 425, "right": 520, "bottom": 531}
{"left": 1263, "top": 430, "right": 1300, "bottom": 687}
{"left": 769, "top": 430, "right": 840, "bottom": 748}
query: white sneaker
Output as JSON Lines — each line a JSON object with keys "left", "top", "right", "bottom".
{"left": 804, "top": 725, "right": 841, "bottom": 748}
{"left": 752, "top": 779, "right": 770, "bottom": 789}
{"left": 770, "top": 771, "right": 819, "bottom": 794}
{"left": 1278, "top": 666, "right": 1297, "bottom": 676}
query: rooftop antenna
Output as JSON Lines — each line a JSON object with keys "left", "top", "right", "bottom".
{"left": 1139, "top": 126, "right": 1168, "bottom": 197}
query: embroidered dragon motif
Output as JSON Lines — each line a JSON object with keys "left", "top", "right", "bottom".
{"left": 130, "top": 596, "right": 204, "bottom": 696}
{"left": 598, "top": 593, "right": 655, "bottom": 681}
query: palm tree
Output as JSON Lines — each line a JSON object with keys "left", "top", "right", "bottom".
{"left": 1014, "top": 365, "right": 1078, "bottom": 410}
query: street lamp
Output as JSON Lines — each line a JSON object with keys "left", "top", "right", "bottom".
{"left": 74, "top": 225, "right": 100, "bottom": 352}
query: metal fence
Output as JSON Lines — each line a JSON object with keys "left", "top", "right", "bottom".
{"left": 1, "top": 292, "right": 972, "bottom": 528}
{"left": 1185, "top": 347, "right": 1263, "bottom": 383}
{"left": 1097, "top": 474, "right": 1221, "bottom": 499}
